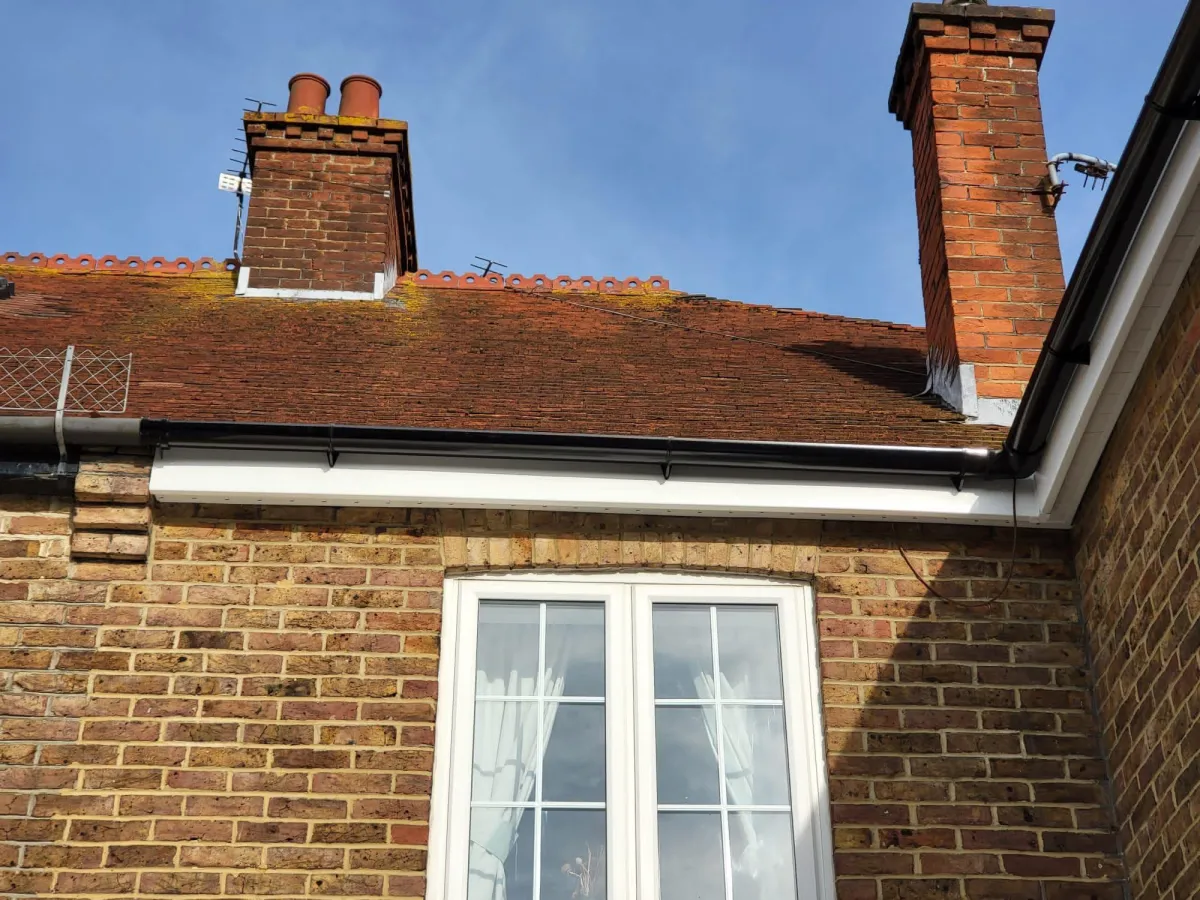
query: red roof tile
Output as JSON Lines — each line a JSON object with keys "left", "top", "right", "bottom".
{"left": 0, "top": 263, "right": 1006, "bottom": 449}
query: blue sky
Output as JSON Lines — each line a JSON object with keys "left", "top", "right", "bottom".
{"left": 0, "top": 1, "right": 1185, "bottom": 324}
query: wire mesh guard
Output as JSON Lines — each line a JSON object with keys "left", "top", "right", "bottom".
{"left": 0, "top": 348, "right": 133, "bottom": 414}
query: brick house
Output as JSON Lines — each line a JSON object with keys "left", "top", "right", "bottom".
{"left": 1, "top": 1, "right": 1199, "bottom": 898}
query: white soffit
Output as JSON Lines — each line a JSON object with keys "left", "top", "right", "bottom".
{"left": 150, "top": 449, "right": 1044, "bottom": 527}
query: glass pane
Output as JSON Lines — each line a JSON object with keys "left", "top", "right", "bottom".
{"left": 546, "top": 603, "right": 605, "bottom": 697}
{"left": 472, "top": 700, "right": 539, "bottom": 802}
{"left": 729, "top": 812, "right": 797, "bottom": 900}
{"left": 477, "top": 603, "right": 540, "bottom": 696}
{"left": 723, "top": 706, "right": 790, "bottom": 806}
{"left": 653, "top": 606, "right": 713, "bottom": 699}
{"left": 541, "top": 810, "right": 606, "bottom": 900}
{"left": 658, "top": 812, "right": 724, "bottom": 900}
{"left": 469, "top": 806, "right": 535, "bottom": 900}
{"left": 655, "top": 707, "right": 719, "bottom": 804}
{"left": 716, "top": 607, "right": 783, "bottom": 700}
{"left": 542, "top": 704, "right": 606, "bottom": 803}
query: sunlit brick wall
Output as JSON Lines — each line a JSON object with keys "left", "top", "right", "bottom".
{"left": 0, "top": 500, "right": 1123, "bottom": 898}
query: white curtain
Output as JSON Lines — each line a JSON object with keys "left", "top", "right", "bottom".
{"left": 468, "top": 630, "right": 570, "bottom": 900}
{"left": 694, "top": 672, "right": 794, "bottom": 900}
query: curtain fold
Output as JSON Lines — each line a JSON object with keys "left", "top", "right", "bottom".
{"left": 694, "top": 670, "right": 793, "bottom": 899}
{"left": 468, "top": 621, "right": 571, "bottom": 900}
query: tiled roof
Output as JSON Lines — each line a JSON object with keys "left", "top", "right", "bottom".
{"left": 0, "top": 259, "right": 1006, "bottom": 448}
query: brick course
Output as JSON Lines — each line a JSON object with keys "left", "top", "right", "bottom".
{"left": 0, "top": 498, "right": 1123, "bottom": 898}
{"left": 1074, "top": 248, "right": 1200, "bottom": 899}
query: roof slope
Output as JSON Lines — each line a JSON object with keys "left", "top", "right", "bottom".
{"left": 0, "top": 263, "right": 1005, "bottom": 448}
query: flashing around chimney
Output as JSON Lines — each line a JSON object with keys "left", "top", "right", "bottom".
{"left": 235, "top": 261, "right": 397, "bottom": 301}
{"left": 925, "top": 348, "right": 1020, "bottom": 427}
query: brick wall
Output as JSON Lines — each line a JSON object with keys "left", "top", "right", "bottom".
{"left": 0, "top": 498, "right": 1123, "bottom": 898}
{"left": 242, "top": 113, "right": 416, "bottom": 295}
{"left": 891, "top": 6, "right": 1065, "bottom": 404}
{"left": 1074, "top": 248, "right": 1200, "bottom": 899}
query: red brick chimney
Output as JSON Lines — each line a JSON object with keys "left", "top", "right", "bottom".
{"left": 890, "top": 2, "right": 1063, "bottom": 425}
{"left": 236, "top": 73, "right": 417, "bottom": 300}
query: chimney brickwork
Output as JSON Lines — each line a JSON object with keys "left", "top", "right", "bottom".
{"left": 238, "top": 75, "right": 417, "bottom": 299}
{"left": 890, "top": 4, "right": 1064, "bottom": 424}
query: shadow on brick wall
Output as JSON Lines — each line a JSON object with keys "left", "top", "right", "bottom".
{"left": 816, "top": 521, "right": 1125, "bottom": 899}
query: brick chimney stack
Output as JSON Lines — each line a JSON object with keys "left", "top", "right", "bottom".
{"left": 890, "top": 3, "right": 1064, "bottom": 425}
{"left": 236, "top": 73, "right": 418, "bottom": 300}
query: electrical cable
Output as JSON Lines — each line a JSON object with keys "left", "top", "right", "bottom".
{"left": 894, "top": 475, "right": 1019, "bottom": 609}
{"left": 504, "top": 285, "right": 929, "bottom": 379}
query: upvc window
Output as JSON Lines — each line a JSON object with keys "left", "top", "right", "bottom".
{"left": 428, "top": 574, "right": 834, "bottom": 900}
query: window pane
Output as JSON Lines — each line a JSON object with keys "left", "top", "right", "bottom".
{"left": 472, "top": 700, "right": 539, "bottom": 802}
{"left": 722, "top": 706, "right": 790, "bottom": 806}
{"left": 716, "top": 607, "right": 783, "bottom": 700}
{"left": 655, "top": 706, "right": 719, "bottom": 804}
{"left": 469, "top": 806, "right": 535, "bottom": 900}
{"left": 546, "top": 603, "right": 605, "bottom": 697}
{"left": 542, "top": 704, "right": 606, "bottom": 803}
{"left": 658, "top": 812, "right": 724, "bottom": 900}
{"left": 477, "top": 603, "right": 540, "bottom": 696}
{"left": 653, "top": 606, "right": 714, "bottom": 699}
{"left": 541, "top": 810, "right": 606, "bottom": 900}
{"left": 729, "top": 812, "right": 797, "bottom": 900}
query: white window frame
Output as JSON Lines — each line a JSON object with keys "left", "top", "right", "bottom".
{"left": 426, "top": 572, "right": 835, "bottom": 900}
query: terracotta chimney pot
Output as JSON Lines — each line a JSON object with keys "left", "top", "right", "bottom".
{"left": 286, "top": 73, "right": 331, "bottom": 115}
{"left": 339, "top": 75, "right": 382, "bottom": 118}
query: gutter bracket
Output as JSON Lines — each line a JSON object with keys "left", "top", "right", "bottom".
{"left": 326, "top": 427, "right": 339, "bottom": 470}
{"left": 1048, "top": 341, "right": 1092, "bottom": 366}
{"left": 1148, "top": 94, "right": 1200, "bottom": 120}
{"left": 53, "top": 345, "right": 76, "bottom": 476}
{"left": 661, "top": 439, "right": 673, "bottom": 482}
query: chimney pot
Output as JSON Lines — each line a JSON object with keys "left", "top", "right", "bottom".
{"left": 339, "top": 75, "right": 383, "bottom": 118}
{"left": 240, "top": 73, "right": 417, "bottom": 297}
{"left": 286, "top": 73, "right": 331, "bottom": 115}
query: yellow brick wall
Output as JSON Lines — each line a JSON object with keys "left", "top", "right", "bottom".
{"left": 1074, "top": 246, "right": 1200, "bottom": 898}
{"left": 0, "top": 501, "right": 1123, "bottom": 898}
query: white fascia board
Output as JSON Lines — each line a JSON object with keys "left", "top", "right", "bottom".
{"left": 1034, "top": 122, "right": 1200, "bottom": 527}
{"left": 150, "top": 449, "right": 1044, "bottom": 527}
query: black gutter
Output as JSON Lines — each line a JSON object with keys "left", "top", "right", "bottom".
{"left": 141, "top": 419, "right": 1012, "bottom": 481}
{"left": 0, "top": 416, "right": 142, "bottom": 448}
{"left": 0, "top": 460, "right": 78, "bottom": 492}
{"left": 1004, "top": 0, "right": 1200, "bottom": 477}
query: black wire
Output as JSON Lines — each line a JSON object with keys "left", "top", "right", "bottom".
{"left": 894, "top": 475, "right": 1020, "bottom": 609}
{"left": 939, "top": 179, "right": 1051, "bottom": 195}
{"left": 504, "top": 285, "right": 929, "bottom": 379}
